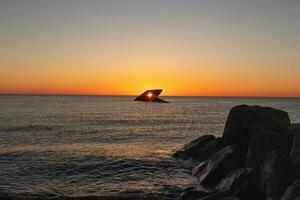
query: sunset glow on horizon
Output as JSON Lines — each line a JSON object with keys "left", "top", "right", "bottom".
{"left": 1, "top": 0, "right": 300, "bottom": 97}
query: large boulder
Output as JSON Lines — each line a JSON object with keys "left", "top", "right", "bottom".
{"left": 223, "top": 105, "right": 291, "bottom": 143}
{"left": 192, "top": 146, "right": 243, "bottom": 188}
{"left": 174, "top": 135, "right": 222, "bottom": 162}
{"left": 223, "top": 105, "right": 291, "bottom": 163}
{"left": 290, "top": 124, "right": 300, "bottom": 178}
{"left": 178, "top": 105, "right": 296, "bottom": 200}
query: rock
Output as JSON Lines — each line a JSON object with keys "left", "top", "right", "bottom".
{"left": 259, "top": 150, "right": 292, "bottom": 200}
{"left": 199, "top": 192, "right": 228, "bottom": 200}
{"left": 259, "top": 151, "right": 278, "bottom": 200}
{"left": 174, "top": 135, "right": 222, "bottom": 162}
{"left": 246, "top": 125, "right": 277, "bottom": 167}
{"left": 181, "top": 168, "right": 256, "bottom": 200}
{"left": 223, "top": 105, "right": 291, "bottom": 163}
{"left": 221, "top": 197, "right": 240, "bottom": 200}
{"left": 282, "top": 179, "right": 300, "bottom": 200}
{"left": 290, "top": 124, "right": 300, "bottom": 178}
{"left": 134, "top": 89, "right": 169, "bottom": 103}
{"left": 246, "top": 124, "right": 293, "bottom": 168}
{"left": 216, "top": 168, "right": 261, "bottom": 200}
{"left": 195, "top": 193, "right": 241, "bottom": 200}
{"left": 178, "top": 105, "right": 296, "bottom": 200}
{"left": 189, "top": 193, "right": 240, "bottom": 200}
{"left": 192, "top": 146, "right": 243, "bottom": 188}
{"left": 181, "top": 189, "right": 210, "bottom": 200}
{"left": 223, "top": 105, "right": 291, "bottom": 143}
{"left": 180, "top": 184, "right": 223, "bottom": 200}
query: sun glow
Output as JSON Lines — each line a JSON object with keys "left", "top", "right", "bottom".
{"left": 147, "top": 92, "right": 153, "bottom": 98}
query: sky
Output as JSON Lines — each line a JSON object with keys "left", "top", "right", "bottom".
{"left": 0, "top": 0, "right": 299, "bottom": 96}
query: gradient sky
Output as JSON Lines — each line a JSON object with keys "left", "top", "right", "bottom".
{"left": 0, "top": 0, "right": 299, "bottom": 96}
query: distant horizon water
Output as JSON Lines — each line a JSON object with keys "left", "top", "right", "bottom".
{"left": 1, "top": 93, "right": 300, "bottom": 98}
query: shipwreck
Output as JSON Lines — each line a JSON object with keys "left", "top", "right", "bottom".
{"left": 134, "top": 89, "right": 169, "bottom": 103}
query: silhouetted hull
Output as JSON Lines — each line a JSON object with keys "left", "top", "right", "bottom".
{"left": 134, "top": 89, "right": 169, "bottom": 103}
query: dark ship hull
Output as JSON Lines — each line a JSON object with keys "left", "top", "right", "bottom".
{"left": 134, "top": 89, "right": 169, "bottom": 103}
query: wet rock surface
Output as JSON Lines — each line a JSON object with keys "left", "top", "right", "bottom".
{"left": 192, "top": 145, "right": 242, "bottom": 188}
{"left": 173, "top": 135, "right": 222, "bottom": 162}
{"left": 174, "top": 105, "right": 299, "bottom": 200}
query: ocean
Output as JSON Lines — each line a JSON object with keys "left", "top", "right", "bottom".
{"left": 0, "top": 95, "right": 300, "bottom": 200}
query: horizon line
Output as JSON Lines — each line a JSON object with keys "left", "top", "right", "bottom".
{"left": 0, "top": 93, "right": 300, "bottom": 98}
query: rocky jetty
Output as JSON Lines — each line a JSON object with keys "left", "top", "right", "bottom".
{"left": 134, "top": 89, "right": 169, "bottom": 103}
{"left": 174, "top": 105, "right": 300, "bottom": 200}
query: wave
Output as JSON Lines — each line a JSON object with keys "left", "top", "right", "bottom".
{"left": 91, "top": 119, "right": 191, "bottom": 126}
{"left": 0, "top": 149, "right": 193, "bottom": 200}
{"left": 0, "top": 191, "right": 178, "bottom": 200}
{"left": 0, "top": 125, "right": 55, "bottom": 133}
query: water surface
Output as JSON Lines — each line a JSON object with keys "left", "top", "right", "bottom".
{"left": 0, "top": 95, "right": 300, "bottom": 199}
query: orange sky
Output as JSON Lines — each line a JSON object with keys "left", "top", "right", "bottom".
{"left": 1, "top": 64, "right": 299, "bottom": 97}
{"left": 0, "top": 1, "right": 299, "bottom": 97}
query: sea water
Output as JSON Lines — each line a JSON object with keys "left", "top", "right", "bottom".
{"left": 0, "top": 95, "right": 300, "bottom": 199}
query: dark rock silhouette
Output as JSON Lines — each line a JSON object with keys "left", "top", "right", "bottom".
{"left": 192, "top": 145, "right": 242, "bottom": 188}
{"left": 215, "top": 168, "right": 259, "bottom": 200}
{"left": 134, "top": 89, "right": 169, "bottom": 103}
{"left": 223, "top": 105, "right": 291, "bottom": 165}
{"left": 173, "top": 135, "right": 222, "bottom": 162}
{"left": 174, "top": 105, "right": 299, "bottom": 200}
{"left": 290, "top": 123, "right": 300, "bottom": 178}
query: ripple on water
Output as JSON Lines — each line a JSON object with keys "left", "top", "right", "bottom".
{"left": 1, "top": 96, "right": 299, "bottom": 199}
{"left": 0, "top": 143, "right": 195, "bottom": 199}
